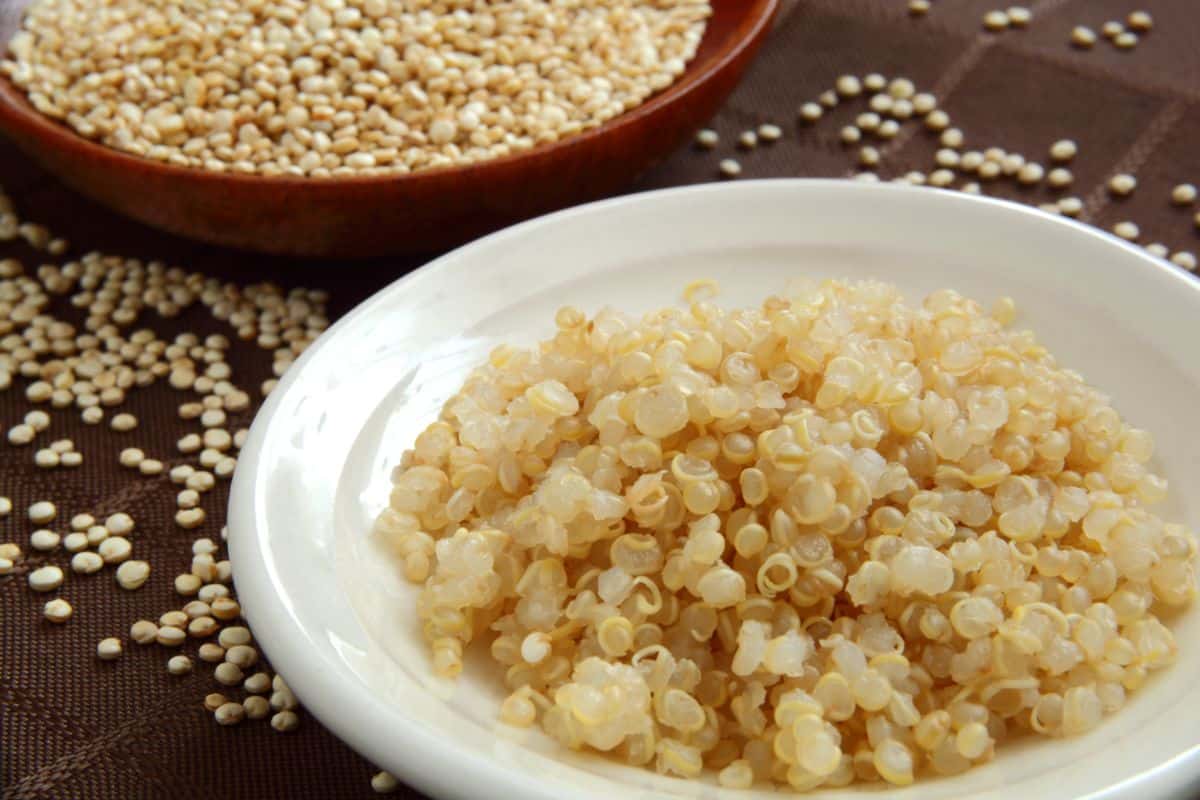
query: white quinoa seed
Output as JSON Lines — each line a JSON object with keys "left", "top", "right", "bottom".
{"left": 1058, "top": 196, "right": 1084, "bottom": 216}
{"left": 1109, "top": 173, "right": 1137, "bottom": 196}
{"left": 799, "top": 102, "right": 823, "bottom": 123}
{"left": 718, "top": 159, "right": 741, "bottom": 179}
{"left": 1047, "top": 168, "right": 1073, "bottom": 188}
{"left": 34, "top": 448, "right": 60, "bottom": 468}
{"left": 924, "top": 110, "right": 950, "bottom": 131}
{"left": 215, "top": 662, "right": 245, "bottom": 686}
{"left": 1171, "top": 184, "right": 1196, "bottom": 205}
{"left": 1017, "top": 162, "right": 1045, "bottom": 185}
{"left": 694, "top": 129, "right": 719, "bottom": 149}
{"left": 199, "top": 643, "right": 227, "bottom": 663}
{"left": 61, "top": 451, "right": 83, "bottom": 467}
{"left": 28, "top": 500, "right": 56, "bottom": 524}
{"left": 1145, "top": 243, "right": 1170, "bottom": 259}
{"left": 98, "top": 537, "right": 131, "bottom": 563}
{"left": 909, "top": 0, "right": 931, "bottom": 13}
{"left": 1114, "top": 31, "right": 1139, "bottom": 49}
{"left": 86, "top": 525, "right": 109, "bottom": 546}
{"left": 204, "top": 693, "right": 227, "bottom": 712}
{"left": 29, "top": 528, "right": 60, "bottom": 551}
{"left": 62, "top": 532, "right": 88, "bottom": 552}
{"left": 218, "top": 626, "right": 252, "bottom": 649}
{"left": 1127, "top": 10, "right": 1153, "bottom": 31}
{"left": 215, "top": 702, "right": 244, "bottom": 726}
{"left": 71, "top": 551, "right": 104, "bottom": 574}
{"left": 1049, "top": 139, "right": 1078, "bottom": 162}
{"left": 186, "top": 618, "right": 217, "bottom": 642}
{"left": 1102, "top": 20, "right": 1125, "bottom": 38}
{"left": 737, "top": 130, "right": 757, "bottom": 150}
{"left": 1112, "top": 221, "right": 1140, "bottom": 241}
{"left": 8, "top": 424, "right": 34, "bottom": 445}
{"left": 1007, "top": 6, "right": 1032, "bottom": 26}
{"left": 43, "top": 598, "right": 73, "bottom": 623}
{"left": 115, "top": 560, "right": 150, "bottom": 590}
{"left": 105, "top": 513, "right": 134, "bottom": 536}
{"left": 835, "top": 75, "right": 862, "bottom": 97}
{"left": 1171, "top": 251, "right": 1198, "bottom": 271}
{"left": 97, "top": 638, "right": 123, "bottom": 661}
{"left": 271, "top": 711, "right": 300, "bottom": 732}
{"left": 110, "top": 413, "right": 137, "bottom": 432}
{"left": 244, "top": 695, "right": 271, "bottom": 720}
{"left": 130, "top": 620, "right": 159, "bottom": 644}
{"left": 244, "top": 672, "right": 272, "bottom": 694}
{"left": 175, "top": 573, "right": 203, "bottom": 596}
{"left": 371, "top": 772, "right": 399, "bottom": 794}
{"left": 757, "top": 124, "right": 783, "bottom": 143}
{"left": 983, "top": 10, "right": 1010, "bottom": 31}
{"left": 167, "top": 655, "right": 193, "bottom": 675}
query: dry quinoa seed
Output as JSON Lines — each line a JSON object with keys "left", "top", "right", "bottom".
{"left": 43, "top": 597, "right": 73, "bottom": 623}
{"left": 371, "top": 772, "right": 399, "bottom": 794}
{"left": 96, "top": 638, "right": 123, "bottom": 661}
{"left": 1109, "top": 173, "right": 1137, "bottom": 196}
{"left": 1127, "top": 10, "right": 1153, "bottom": 31}
{"left": 271, "top": 710, "right": 300, "bottom": 733}
{"left": 1171, "top": 184, "right": 1196, "bottom": 206}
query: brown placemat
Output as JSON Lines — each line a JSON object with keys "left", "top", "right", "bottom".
{"left": 2, "top": 1, "right": 1199, "bottom": 798}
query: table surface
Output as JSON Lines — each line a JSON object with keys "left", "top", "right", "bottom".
{"left": 3, "top": 1, "right": 1199, "bottom": 798}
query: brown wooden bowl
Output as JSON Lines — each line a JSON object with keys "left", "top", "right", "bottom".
{"left": 0, "top": 0, "right": 777, "bottom": 259}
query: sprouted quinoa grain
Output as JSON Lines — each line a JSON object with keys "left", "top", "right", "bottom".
{"left": 376, "top": 279, "right": 1196, "bottom": 789}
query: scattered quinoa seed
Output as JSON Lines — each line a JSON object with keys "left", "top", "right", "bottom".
{"left": 371, "top": 772, "right": 399, "bottom": 794}
{"left": 28, "top": 565, "right": 63, "bottom": 591}
{"left": 1127, "top": 10, "right": 1153, "bottom": 31}
{"left": 97, "top": 638, "right": 123, "bottom": 661}
{"left": 1171, "top": 184, "right": 1196, "bottom": 205}
{"left": 28, "top": 500, "right": 56, "bottom": 523}
{"left": 1112, "top": 221, "right": 1140, "bottom": 241}
{"left": 215, "top": 702, "right": 245, "bottom": 726}
{"left": 115, "top": 560, "right": 151, "bottom": 590}
{"left": 983, "top": 10, "right": 1010, "bottom": 31}
{"left": 694, "top": 129, "right": 718, "bottom": 149}
{"left": 1114, "top": 31, "right": 1139, "bottom": 49}
{"left": 1058, "top": 196, "right": 1084, "bottom": 216}
{"left": 1108, "top": 173, "right": 1137, "bottom": 196}
{"left": 167, "top": 655, "right": 194, "bottom": 676}
{"left": 1007, "top": 6, "right": 1032, "bottom": 27}
{"left": 271, "top": 711, "right": 300, "bottom": 732}
{"left": 718, "top": 159, "right": 741, "bottom": 179}
{"left": 43, "top": 598, "right": 73, "bottom": 623}
{"left": 130, "top": 620, "right": 159, "bottom": 645}
{"left": 110, "top": 413, "right": 137, "bottom": 432}
{"left": 756, "top": 124, "right": 782, "bottom": 142}
{"left": 1171, "top": 251, "right": 1198, "bottom": 271}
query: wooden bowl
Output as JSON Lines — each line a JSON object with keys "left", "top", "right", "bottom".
{"left": 0, "top": 0, "right": 777, "bottom": 258}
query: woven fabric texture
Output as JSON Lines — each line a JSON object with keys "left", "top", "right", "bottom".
{"left": 2, "top": 1, "right": 1199, "bottom": 798}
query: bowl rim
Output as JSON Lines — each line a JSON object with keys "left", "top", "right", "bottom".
{"left": 229, "top": 178, "right": 1200, "bottom": 800}
{"left": 0, "top": 0, "right": 778, "bottom": 190}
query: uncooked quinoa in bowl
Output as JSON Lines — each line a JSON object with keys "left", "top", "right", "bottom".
{"left": 0, "top": 0, "right": 711, "bottom": 177}
{"left": 374, "top": 277, "right": 1195, "bottom": 790}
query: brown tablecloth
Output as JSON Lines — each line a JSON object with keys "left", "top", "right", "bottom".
{"left": 3, "top": 1, "right": 1199, "bottom": 798}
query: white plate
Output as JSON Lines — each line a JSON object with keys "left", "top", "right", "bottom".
{"left": 229, "top": 180, "right": 1200, "bottom": 800}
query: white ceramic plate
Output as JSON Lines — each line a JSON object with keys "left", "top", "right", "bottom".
{"left": 229, "top": 180, "right": 1200, "bottom": 800}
